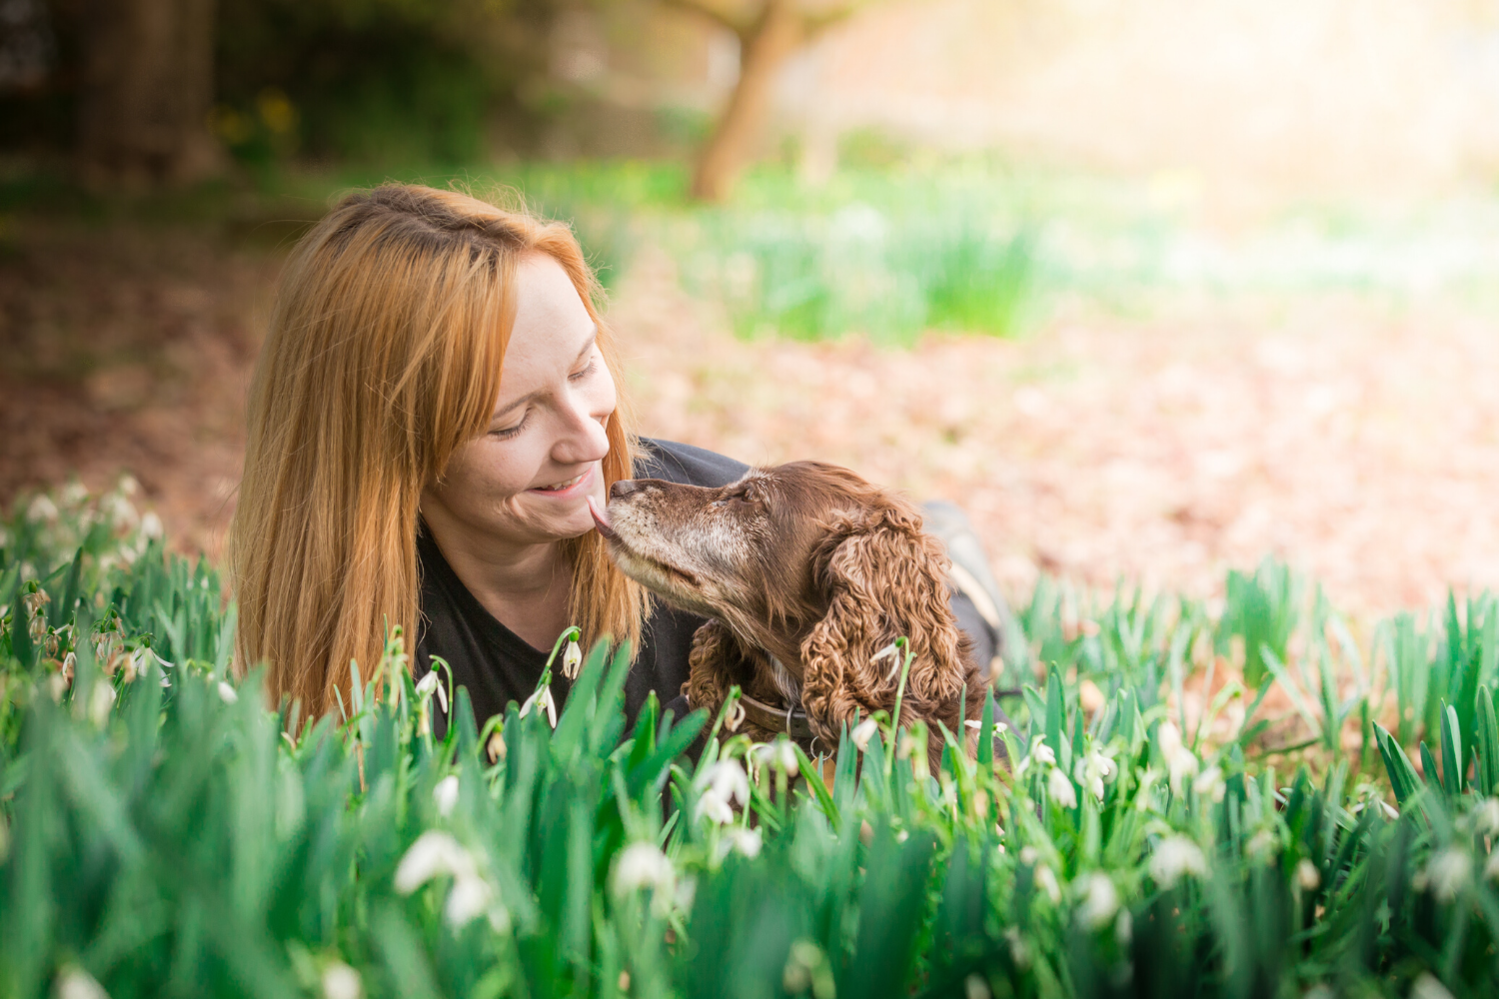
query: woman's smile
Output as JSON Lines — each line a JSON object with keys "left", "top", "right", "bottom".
{"left": 530, "top": 465, "right": 595, "bottom": 496}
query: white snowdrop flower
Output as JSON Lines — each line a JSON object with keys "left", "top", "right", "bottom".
{"left": 851, "top": 717, "right": 880, "bottom": 751}
{"left": 1157, "top": 722, "right": 1201, "bottom": 794}
{"left": 1074, "top": 746, "right": 1116, "bottom": 801}
{"left": 1003, "top": 926, "right": 1029, "bottom": 969}
{"left": 1016, "top": 736, "right": 1054, "bottom": 778}
{"left": 1380, "top": 800, "right": 1399, "bottom": 820}
{"left": 1246, "top": 828, "right": 1277, "bottom": 861}
{"left": 613, "top": 841, "right": 675, "bottom": 895}
{"left": 518, "top": 684, "right": 557, "bottom": 728}
{"left": 1483, "top": 849, "right": 1499, "bottom": 883}
{"left": 443, "top": 872, "right": 494, "bottom": 928}
{"left": 694, "top": 760, "right": 750, "bottom": 825}
{"left": 1471, "top": 798, "right": 1499, "bottom": 837}
{"left": 217, "top": 681, "right": 238, "bottom": 704}
{"left": 724, "top": 827, "right": 762, "bottom": 859}
{"left": 88, "top": 681, "right": 116, "bottom": 726}
{"left": 1114, "top": 908, "right": 1133, "bottom": 946}
{"left": 1158, "top": 721, "right": 1183, "bottom": 759}
{"left": 752, "top": 739, "right": 800, "bottom": 776}
{"left": 674, "top": 876, "right": 697, "bottom": 913}
{"left": 696, "top": 760, "right": 750, "bottom": 806}
{"left": 871, "top": 641, "right": 904, "bottom": 679}
{"left": 1411, "top": 972, "right": 1455, "bottom": 999}
{"left": 1295, "top": 858, "right": 1321, "bottom": 891}
{"left": 1192, "top": 766, "right": 1226, "bottom": 803}
{"left": 1167, "top": 748, "right": 1199, "bottom": 796}
{"left": 1034, "top": 864, "right": 1061, "bottom": 904}
{"left": 433, "top": 775, "right": 460, "bottom": 818}
{"left": 1075, "top": 873, "right": 1120, "bottom": 931}
{"left": 696, "top": 791, "right": 735, "bottom": 826}
{"left": 723, "top": 698, "right": 746, "bottom": 732}
{"left": 61, "top": 481, "right": 87, "bottom": 506}
{"left": 140, "top": 512, "right": 163, "bottom": 540}
{"left": 1048, "top": 767, "right": 1078, "bottom": 809}
{"left": 561, "top": 639, "right": 582, "bottom": 680}
{"left": 964, "top": 973, "right": 991, "bottom": 999}
{"left": 394, "top": 831, "right": 476, "bottom": 894}
{"left": 1425, "top": 849, "right": 1472, "bottom": 902}
{"left": 27, "top": 494, "right": 58, "bottom": 524}
{"left": 47, "top": 672, "right": 69, "bottom": 703}
{"left": 1019, "top": 845, "right": 1040, "bottom": 865}
{"left": 321, "top": 962, "right": 362, "bottom": 999}
{"left": 1149, "top": 835, "right": 1207, "bottom": 889}
{"left": 55, "top": 965, "right": 109, "bottom": 999}
{"left": 415, "top": 671, "right": 448, "bottom": 715}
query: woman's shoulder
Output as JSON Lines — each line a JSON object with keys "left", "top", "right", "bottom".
{"left": 634, "top": 437, "right": 748, "bottom": 487}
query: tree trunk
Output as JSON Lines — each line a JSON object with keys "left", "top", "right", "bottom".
{"left": 75, "top": 0, "right": 220, "bottom": 187}
{"left": 690, "top": 0, "right": 804, "bottom": 202}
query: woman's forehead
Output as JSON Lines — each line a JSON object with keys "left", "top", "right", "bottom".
{"left": 491, "top": 256, "right": 597, "bottom": 413}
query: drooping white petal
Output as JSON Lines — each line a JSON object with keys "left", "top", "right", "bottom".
{"left": 433, "top": 775, "right": 460, "bottom": 818}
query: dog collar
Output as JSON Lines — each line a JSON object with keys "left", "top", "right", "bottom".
{"left": 736, "top": 691, "right": 816, "bottom": 740}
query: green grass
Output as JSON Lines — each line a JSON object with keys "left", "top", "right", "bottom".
{"left": 9, "top": 484, "right": 1499, "bottom": 997}
{"left": 12, "top": 155, "right": 1499, "bottom": 345}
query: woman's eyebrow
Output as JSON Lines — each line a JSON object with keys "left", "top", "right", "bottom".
{"left": 490, "top": 326, "right": 599, "bottom": 421}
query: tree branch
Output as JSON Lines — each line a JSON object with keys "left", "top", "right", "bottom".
{"left": 659, "top": 0, "right": 755, "bottom": 39}
{"left": 801, "top": 0, "right": 873, "bottom": 40}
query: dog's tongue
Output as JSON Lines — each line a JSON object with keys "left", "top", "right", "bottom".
{"left": 587, "top": 495, "right": 616, "bottom": 540}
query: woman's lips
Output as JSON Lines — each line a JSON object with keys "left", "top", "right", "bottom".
{"left": 528, "top": 464, "right": 594, "bottom": 498}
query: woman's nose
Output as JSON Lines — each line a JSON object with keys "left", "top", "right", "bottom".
{"left": 554, "top": 390, "right": 611, "bottom": 465}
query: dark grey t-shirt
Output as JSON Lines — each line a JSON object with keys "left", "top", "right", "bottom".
{"left": 413, "top": 438, "right": 748, "bottom": 734}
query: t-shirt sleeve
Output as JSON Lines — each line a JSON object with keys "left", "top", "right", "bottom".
{"left": 633, "top": 438, "right": 749, "bottom": 487}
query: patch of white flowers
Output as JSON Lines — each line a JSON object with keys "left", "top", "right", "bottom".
{"left": 694, "top": 759, "right": 750, "bottom": 825}
{"left": 1073, "top": 744, "right": 1117, "bottom": 802}
{"left": 432, "top": 775, "right": 460, "bottom": 818}
{"left": 393, "top": 830, "right": 508, "bottom": 930}
{"left": 1157, "top": 722, "right": 1199, "bottom": 795}
{"left": 1417, "top": 849, "right": 1471, "bottom": 903}
{"left": 1149, "top": 834, "right": 1208, "bottom": 889}
{"left": 1074, "top": 872, "right": 1121, "bottom": 931}
{"left": 612, "top": 841, "right": 693, "bottom": 916}
{"left": 749, "top": 738, "right": 800, "bottom": 778}
{"left": 321, "top": 962, "right": 362, "bottom": 999}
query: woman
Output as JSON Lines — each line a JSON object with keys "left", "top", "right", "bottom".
{"left": 231, "top": 183, "right": 1011, "bottom": 731}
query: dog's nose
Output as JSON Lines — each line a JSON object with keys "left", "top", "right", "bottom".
{"left": 610, "top": 479, "right": 642, "bottom": 500}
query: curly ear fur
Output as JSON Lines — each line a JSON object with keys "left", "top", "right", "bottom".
{"left": 799, "top": 501, "right": 976, "bottom": 755}
{"left": 684, "top": 619, "right": 786, "bottom": 742}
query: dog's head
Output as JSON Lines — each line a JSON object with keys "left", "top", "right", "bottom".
{"left": 592, "top": 461, "right": 977, "bottom": 742}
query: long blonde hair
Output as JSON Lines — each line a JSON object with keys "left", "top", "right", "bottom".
{"left": 230, "top": 184, "right": 644, "bottom": 716}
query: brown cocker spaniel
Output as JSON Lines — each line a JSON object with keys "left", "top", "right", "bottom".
{"left": 589, "top": 461, "right": 992, "bottom": 766}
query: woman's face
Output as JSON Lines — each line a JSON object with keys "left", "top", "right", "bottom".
{"left": 422, "top": 252, "right": 617, "bottom": 554}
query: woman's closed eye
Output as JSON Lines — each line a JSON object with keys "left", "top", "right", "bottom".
{"left": 489, "top": 360, "right": 597, "bottom": 440}
{"left": 490, "top": 413, "right": 528, "bottom": 440}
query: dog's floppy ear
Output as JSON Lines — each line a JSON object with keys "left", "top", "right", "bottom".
{"left": 684, "top": 618, "right": 752, "bottom": 719}
{"left": 798, "top": 501, "right": 969, "bottom": 743}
